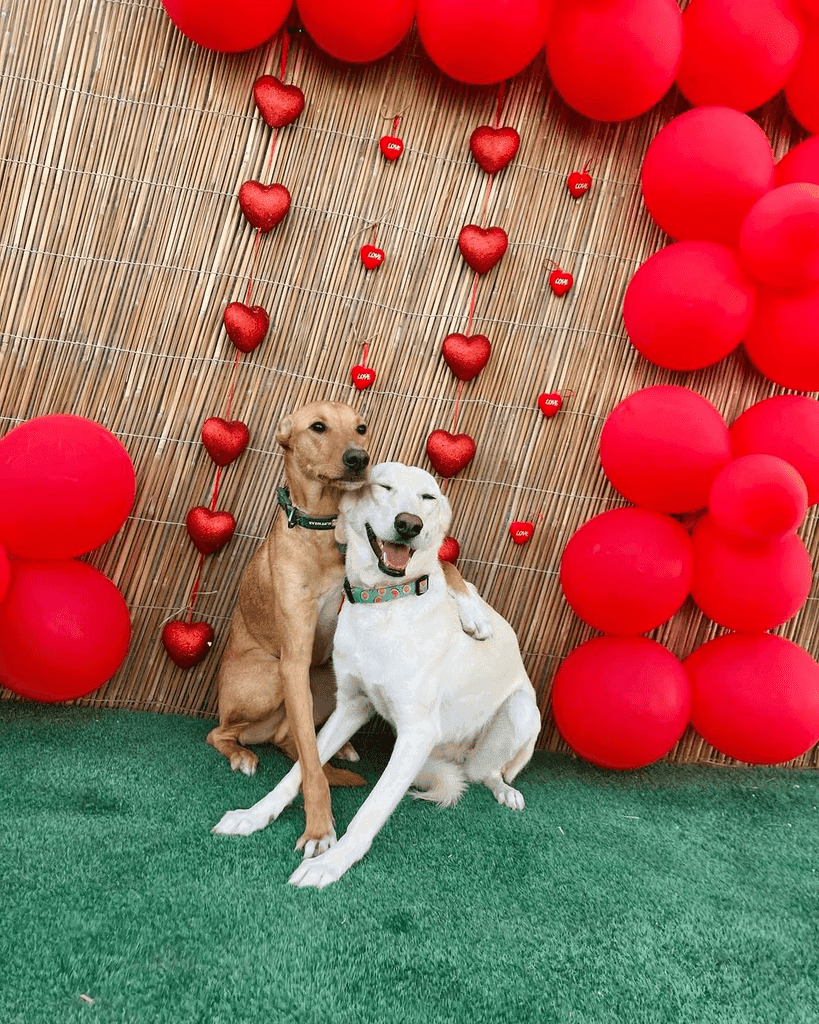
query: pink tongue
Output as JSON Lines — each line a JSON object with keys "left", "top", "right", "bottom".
{"left": 383, "top": 542, "right": 411, "bottom": 570}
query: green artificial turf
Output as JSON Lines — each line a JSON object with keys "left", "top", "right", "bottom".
{"left": 2, "top": 702, "right": 819, "bottom": 1024}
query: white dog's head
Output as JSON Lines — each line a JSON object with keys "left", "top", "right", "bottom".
{"left": 337, "top": 462, "right": 452, "bottom": 584}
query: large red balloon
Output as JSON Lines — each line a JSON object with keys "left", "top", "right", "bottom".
{"left": 623, "top": 241, "right": 755, "bottom": 371}
{"left": 0, "top": 545, "right": 8, "bottom": 603}
{"left": 599, "top": 386, "right": 731, "bottom": 513}
{"left": 161, "top": 0, "right": 292, "bottom": 52}
{"left": 686, "top": 633, "right": 819, "bottom": 764}
{"left": 298, "top": 0, "right": 415, "bottom": 63}
{"left": 640, "top": 107, "right": 776, "bottom": 247}
{"left": 776, "top": 134, "right": 819, "bottom": 189}
{"left": 560, "top": 507, "right": 692, "bottom": 635}
{"left": 676, "top": 0, "right": 803, "bottom": 112}
{"left": 416, "top": 0, "right": 553, "bottom": 85}
{"left": 730, "top": 395, "right": 819, "bottom": 506}
{"left": 546, "top": 0, "right": 682, "bottom": 122}
{"left": 738, "top": 184, "right": 819, "bottom": 290}
{"left": 743, "top": 285, "right": 819, "bottom": 392}
{"left": 785, "top": 30, "right": 819, "bottom": 136}
{"left": 708, "top": 454, "right": 808, "bottom": 542}
{"left": 0, "top": 560, "right": 131, "bottom": 703}
{"left": 0, "top": 415, "right": 135, "bottom": 560}
{"left": 691, "top": 514, "right": 811, "bottom": 632}
{"left": 552, "top": 637, "right": 691, "bottom": 770}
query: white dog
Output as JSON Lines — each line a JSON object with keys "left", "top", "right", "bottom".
{"left": 213, "top": 462, "right": 541, "bottom": 887}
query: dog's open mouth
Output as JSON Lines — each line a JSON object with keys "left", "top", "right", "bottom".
{"left": 366, "top": 523, "right": 415, "bottom": 578}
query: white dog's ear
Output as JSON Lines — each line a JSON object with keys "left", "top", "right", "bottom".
{"left": 439, "top": 492, "right": 452, "bottom": 536}
{"left": 275, "top": 415, "right": 293, "bottom": 450}
{"left": 334, "top": 507, "right": 348, "bottom": 547}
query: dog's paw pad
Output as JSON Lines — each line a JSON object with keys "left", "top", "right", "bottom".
{"left": 211, "top": 808, "right": 269, "bottom": 835}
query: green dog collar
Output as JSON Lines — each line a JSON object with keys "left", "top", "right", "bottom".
{"left": 277, "top": 486, "right": 338, "bottom": 531}
{"left": 343, "top": 575, "right": 430, "bottom": 605}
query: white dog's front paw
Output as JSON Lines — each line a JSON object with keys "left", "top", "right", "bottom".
{"left": 211, "top": 807, "right": 271, "bottom": 836}
{"left": 456, "top": 585, "right": 493, "bottom": 641}
{"left": 289, "top": 845, "right": 355, "bottom": 888}
{"left": 301, "top": 830, "right": 337, "bottom": 859}
{"left": 494, "top": 783, "right": 525, "bottom": 811}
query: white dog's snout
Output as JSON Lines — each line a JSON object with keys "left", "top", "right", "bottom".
{"left": 394, "top": 512, "right": 423, "bottom": 539}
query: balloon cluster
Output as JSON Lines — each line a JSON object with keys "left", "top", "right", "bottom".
{"left": 0, "top": 416, "right": 134, "bottom": 703}
{"left": 627, "top": 105, "right": 819, "bottom": 388}
{"left": 554, "top": 386, "right": 819, "bottom": 769}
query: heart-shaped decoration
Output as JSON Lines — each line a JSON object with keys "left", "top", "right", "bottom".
{"left": 238, "top": 181, "right": 291, "bottom": 233}
{"left": 509, "top": 520, "right": 534, "bottom": 545}
{"left": 469, "top": 126, "right": 520, "bottom": 175}
{"left": 458, "top": 225, "right": 508, "bottom": 275}
{"left": 162, "top": 620, "right": 214, "bottom": 669}
{"left": 538, "top": 393, "right": 564, "bottom": 418}
{"left": 379, "top": 135, "right": 404, "bottom": 161}
{"left": 201, "top": 417, "right": 250, "bottom": 466}
{"left": 426, "top": 429, "right": 476, "bottom": 478}
{"left": 360, "top": 245, "right": 385, "bottom": 270}
{"left": 567, "top": 170, "right": 592, "bottom": 198}
{"left": 223, "top": 302, "right": 270, "bottom": 353}
{"left": 350, "top": 365, "right": 376, "bottom": 390}
{"left": 441, "top": 333, "right": 491, "bottom": 382}
{"left": 549, "top": 268, "right": 573, "bottom": 296}
{"left": 253, "top": 75, "right": 305, "bottom": 128}
{"left": 186, "top": 507, "right": 237, "bottom": 555}
{"left": 438, "top": 536, "right": 460, "bottom": 564}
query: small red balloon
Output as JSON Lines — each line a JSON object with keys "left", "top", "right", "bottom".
{"left": 776, "top": 134, "right": 819, "bottom": 188}
{"left": 785, "top": 30, "right": 819, "bottom": 135}
{"left": 297, "top": 0, "right": 415, "bottom": 63}
{"left": 0, "top": 559, "right": 131, "bottom": 702}
{"left": 709, "top": 455, "right": 808, "bottom": 542}
{"left": 599, "top": 386, "right": 731, "bottom": 513}
{"left": 743, "top": 285, "right": 819, "bottom": 392}
{"left": 552, "top": 637, "right": 691, "bottom": 770}
{"left": 161, "top": 0, "right": 291, "bottom": 52}
{"left": 686, "top": 633, "right": 819, "bottom": 765}
{"left": 640, "top": 107, "right": 776, "bottom": 247}
{"left": 623, "top": 241, "right": 755, "bottom": 371}
{"left": 739, "top": 183, "right": 819, "bottom": 291}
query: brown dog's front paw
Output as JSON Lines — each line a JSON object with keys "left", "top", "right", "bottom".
{"left": 229, "top": 749, "right": 259, "bottom": 776}
{"left": 334, "top": 742, "right": 359, "bottom": 761}
{"left": 297, "top": 829, "right": 337, "bottom": 858}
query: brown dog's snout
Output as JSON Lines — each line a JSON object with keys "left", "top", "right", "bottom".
{"left": 343, "top": 447, "right": 370, "bottom": 475}
{"left": 394, "top": 512, "right": 423, "bottom": 540}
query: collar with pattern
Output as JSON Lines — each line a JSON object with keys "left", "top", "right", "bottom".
{"left": 343, "top": 575, "right": 430, "bottom": 605}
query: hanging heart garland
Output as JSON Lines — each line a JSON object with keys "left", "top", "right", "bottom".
{"left": 469, "top": 126, "right": 520, "bottom": 175}
{"left": 238, "top": 181, "right": 291, "bottom": 233}
{"left": 438, "top": 536, "right": 460, "bottom": 564}
{"left": 426, "top": 429, "right": 476, "bottom": 478}
{"left": 253, "top": 75, "right": 305, "bottom": 128}
{"left": 223, "top": 302, "right": 270, "bottom": 353}
{"left": 458, "top": 225, "right": 508, "bottom": 275}
{"left": 162, "top": 620, "right": 215, "bottom": 669}
{"left": 186, "top": 507, "right": 237, "bottom": 555}
{"left": 201, "top": 418, "right": 250, "bottom": 466}
{"left": 442, "top": 333, "right": 491, "bottom": 382}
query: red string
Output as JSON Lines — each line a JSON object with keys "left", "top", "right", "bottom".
{"left": 493, "top": 82, "right": 506, "bottom": 129}
{"left": 361, "top": 343, "right": 369, "bottom": 367}
{"left": 186, "top": 555, "right": 206, "bottom": 624}
{"left": 279, "top": 29, "right": 289, "bottom": 80}
{"left": 480, "top": 175, "right": 494, "bottom": 227}
{"left": 465, "top": 273, "right": 479, "bottom": 337}
{"left": 451, "top": 381, "right": 464, "bottom": 433}
{"left": 392, "top": 115, "right": 401, "bottom": 135}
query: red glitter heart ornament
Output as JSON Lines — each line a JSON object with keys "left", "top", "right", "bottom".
{"left": 360, "top": 245, "right": 385, "bottom": 270}
{"left": 438, "top": 536, "right": 460, "bottom": 564}
{"left": 162, "top": 620, "right": 214, "bottom": 670}
{"left": 223, "top": 302, "right": 269, "bottom": 353}
{"left": 201, "top": 417, "right": 250, "bottom": 466}
{"left": 253, "top": 75, "right": 305, "bottom": 128}
{"left": 426, "top": 430, "right": 476, "bottom": 478}
{"left": 186, "top": 507, "right": 237, "bottom": 555}
{"left": 441, "top": 333, "right": 491, "bottom": 382}
{"left": 567, "top": 170, "right": 592, "bottom": 198}
{"left": 458, "top": 225, "right": 508, "bottom": 275}
{"left": 549, "top": 268, "right": 573, "bottom": 296}
{"left": 350, "top": 365, "right": 376, "bottom": 390}
{"left": 238, "top": 181, "right": 291, "bottom": 233}
{"left": 538, "top": 393, "right": 564, "bottom": 418}
{"left": 509, "top": 520, "right": 534, "bottom": 545}
{"left": 379, "top": 135, "right": 404, "bottom": 160}
{"left": 469, "top": 126, "right": 520, "bottom": 175}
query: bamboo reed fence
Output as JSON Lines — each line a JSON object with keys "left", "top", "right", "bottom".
{"left": 1, "top": 0, "right": 816, "bottom": 767}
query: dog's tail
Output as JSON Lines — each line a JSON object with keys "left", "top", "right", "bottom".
{"left": 410, "top": 758, "right": 467, "bottom": 807}
{"left": 323, "top": 764, "right": 367, "bottom": 787}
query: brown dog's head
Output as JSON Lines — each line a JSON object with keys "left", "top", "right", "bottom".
{"left": 276, "top": 401, "right": 370, "bottom": 489}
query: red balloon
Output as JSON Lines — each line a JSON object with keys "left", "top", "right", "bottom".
{"left": 546, "top": 0, "right": 682, "bottom": 122}
{"left": 560, "top": 507, "right": 692, "bottom": 635}
{"left": 730, "top": 394, "right": 819, "bottom": 506}
{"left": 676, "top": 0, "right": 803, "bottom": 112}
{"left": 743, "top": 285, "right": 819, "bottom": 392}
{"left": 298, "top": 0, "right": 414, "bottom": 63}
{"left": 599, "top": 386, "right": 731, "bottom": 513}
{"left": 552, "top": 637, "right": 691, "bottom": 770}
{"left": 691, "top": 514, "right": 811, "bottom": 632}
{"left": 739, "top": 184, "right": 819, "bottom": 290}
{"left": 161, "top": 0, "right": 291, "bottom": 51}
{"left": 417, "top": 0, "right": 553, "bottom": 85}
{"left": 775, "top": 134, "right": 819, "bottom": 188}
{"left": 0, "top": 415, "right": 135, "bottom": 560}
{"left": 0, "top": 545, "right": 8, "bottom": 603}
{"left": 785, "top": 30, "right": 819, "bottom": 135}
{"left": 709, "top": 454, "right": 808, "bottom": 542}
{"left": 641, "top": 107, "right": 776, "bottom": 247}
{"left": 623, "top": 241, "right": 755, "bottom": 371}
{"left": 0, "top": 560, "right": 131, "bottom": 703}
{"left": 686, "top": 633, "right": 819, "bottom": 764}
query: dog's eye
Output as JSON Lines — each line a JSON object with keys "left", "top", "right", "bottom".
{"left": 356, "top": 424, "right": 367, "bottom": 436}
{"left": 376, "top": 483, "right": 393, "bottom": 492}
{"left": 310, "top": 422, "right": 326, "bottom": 433}
{"left": 421, "top": 494, "right": 436, "bottom": 501}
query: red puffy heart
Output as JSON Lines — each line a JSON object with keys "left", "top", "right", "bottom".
{"left": 549, "top": 268, "right": 573, "bottom": 296}
{"left": 253, "top": 75, "right": 305, "bottom": 128}
{"left": 360, "top": 246, "right": 385, "bottom": 270}
{"left": 442, "top": 333, "right": 491, "bottom": 382}
{"left": 238, "top": 181, "right": 291, "bottom": 233}
{"left": 567, "top": 170, "right": 592, "bottom": 198}
{"left": 162, "top": 620, "right": 214, "bottom": 670}
{"left": 538, "top": 393, "right": 564, "bottom": 418}
{"left": 351, "top": 365, "right": 376, "bottom": 390}
{"left": 458, "top": 225, "right": 508, "bottom": 275}
{"left": 469, "top": 126, "right": 520, "bottom": 175}
{"left": 201, "top": 418, "right": 250, "bottom": 466}
{"left": 438, "top": 536, "right": 460, "bottom": 564}
{"left": 379, "top": 135, "right": 404, "bottom": 160}
{"left": 426, "top": 430, "right": 476, "bottom": 478}
{"left": 186, "top": 507, "right": 236, "bottom": 555}
{"left": 509, "top": 520, "right": 534, "bottom": 545}
{"left": 223, "top": 302, "right": 269, "bottom": 353}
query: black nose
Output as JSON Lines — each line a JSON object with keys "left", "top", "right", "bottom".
{"left": 343, "top": 448, "right": 370, "bottom": 474}
{"left": 394, "top": 512, "right": 423, "bottom": 539}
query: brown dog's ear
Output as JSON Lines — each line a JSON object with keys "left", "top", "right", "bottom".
{"left": 276, "top": 415, "right": 293, "bottom": 449}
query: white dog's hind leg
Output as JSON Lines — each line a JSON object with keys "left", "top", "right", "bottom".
{"left": 410, "top": 757, "right": 467, "bottom": 807}
{"left": 465, "top": 685, "right": 540, "bottom": 811}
